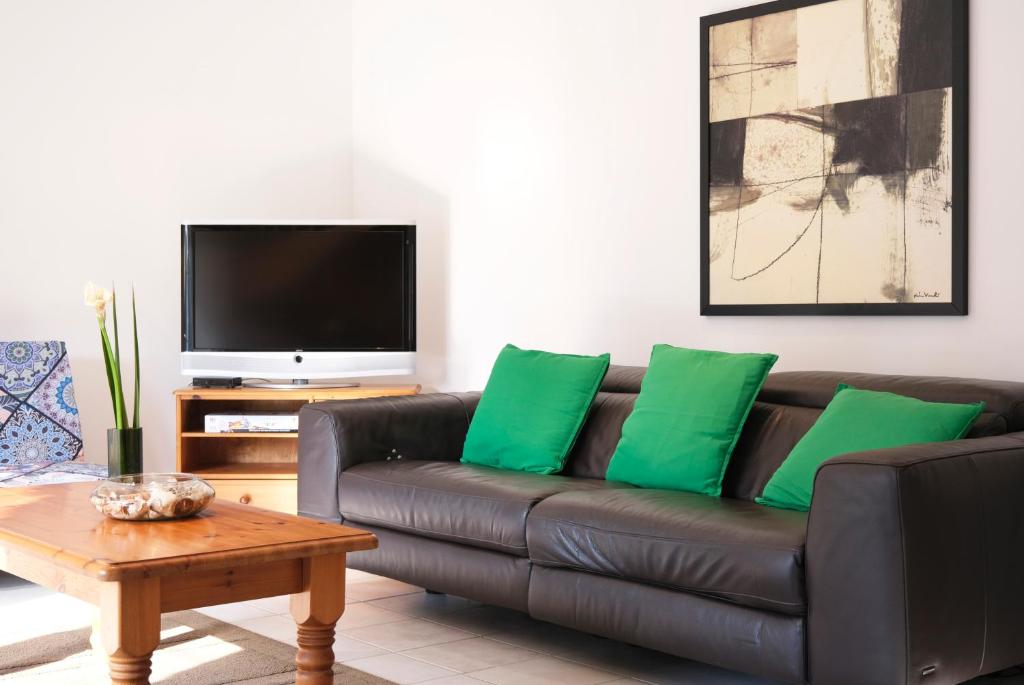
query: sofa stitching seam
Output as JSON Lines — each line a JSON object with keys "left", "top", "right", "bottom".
{"left": 1007, "top": 398, "right": 1024, "bottom": 431}
{"left": 969, "top": 454, "right": 991, "bottom": 672}
{"left": 531, "top": 558, "right": 804, "bottom": 609}
{"left": 895, "top": 467, "right": 911, "bottom": 684}
{"left": 440, "top": 391, "right": 473, "bottom": 429}
{"left": 818, "top": 435, "right": 1024, "bottom": 473}
{"left": 340, "top": 510, "right": 528, "bottom": 552}
{"left": 341, "top": 469, "right": 567, "bottom": 505}
{"left": 528, "top": 516, "right": 805, "bottom": 555}
{"left": 304, "top": 404, "right": 345, "bottom": 516}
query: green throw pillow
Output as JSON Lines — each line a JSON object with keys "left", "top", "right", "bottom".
{"left": 757, "top": 385, "right": 985, "bottom": 511}
{"left": 605, "top": 345, "right": 778, "bottom": 495}
{"left": 461, "top": 344, "right": 610, "bottom": 474}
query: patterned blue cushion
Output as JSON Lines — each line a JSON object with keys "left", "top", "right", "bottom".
{"left": 0, "top": 341, "right": 84, "bottom": 466}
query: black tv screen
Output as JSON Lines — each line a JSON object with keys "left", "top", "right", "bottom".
{"left": 181, "top": 225, "right": 415, "bottom": 352}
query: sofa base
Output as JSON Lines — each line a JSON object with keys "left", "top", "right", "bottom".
{"left": 346, "top": 523, "right": 532, "bottom": 612}
{"left": 349, "top": 525, "right": 806, "bottom": 683}
{"left": 528, "top": 566, "right": 806, "bottom": 685}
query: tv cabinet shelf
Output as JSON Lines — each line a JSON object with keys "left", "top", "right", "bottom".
{"left": 192, "top": 462, "right": 298, "bottom": 479}
{"left": 175, "top": 385, "right": 420, "bottom": 514}
{"left": 181, "top": 432, "right": 299, "bottom": 439}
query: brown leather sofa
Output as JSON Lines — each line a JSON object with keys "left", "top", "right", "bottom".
{"left": 298, "top": 368, "right": 1024, "bottom": 685}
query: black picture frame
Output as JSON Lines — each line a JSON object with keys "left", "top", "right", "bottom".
{"left": 699, "top": 0, "right": 968, "bottom": 316}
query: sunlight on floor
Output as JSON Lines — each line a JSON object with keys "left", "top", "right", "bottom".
{"left": 1, "top": 569, "right": 1020, "bottom": 685}
{"left": 152, "top": 634, "right": 244, "bottom": 681}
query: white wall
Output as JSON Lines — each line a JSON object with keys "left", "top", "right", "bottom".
{"left": 0, "top": 0, "right": 354, "bottom": 470}
{"left": 351, "top": 0, "right": 1024, "bottom": 392}
{"left": 3, "top": 1, "right": 1022, "bottom": 471}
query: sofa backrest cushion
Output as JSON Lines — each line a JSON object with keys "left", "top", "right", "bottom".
{"left": 567, "top": 392, "right": 636, "bottom": 479}
{"left": 563, "top": 366, "right": 1024, "bottom": 501}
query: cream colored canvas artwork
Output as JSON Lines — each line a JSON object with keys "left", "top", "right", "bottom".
{"left": 705, "top": 0, "right": 961, "bottom": 310}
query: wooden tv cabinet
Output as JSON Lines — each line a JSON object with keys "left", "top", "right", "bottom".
{"left": 175, "top": 385, "right": 420, "bottom": 515}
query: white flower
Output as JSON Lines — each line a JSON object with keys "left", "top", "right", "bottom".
{"left": 84, "top": 281, "right": 113, "bottom": 320}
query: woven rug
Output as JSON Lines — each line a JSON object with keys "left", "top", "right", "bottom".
{"left": 0, "top": 610, "right": 394, "bottom": 684}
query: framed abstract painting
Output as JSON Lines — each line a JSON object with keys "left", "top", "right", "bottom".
{"left": 700, "top": 0, "right": 967, "bottom": 315}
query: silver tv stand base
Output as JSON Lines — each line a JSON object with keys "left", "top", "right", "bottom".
{"left": 241, "top": 379, "right": 361, "bottom": 389}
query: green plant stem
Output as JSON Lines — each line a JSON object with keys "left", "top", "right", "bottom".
{"left": 100, "top": 322, "right": 127, "bottom": 429}
{"left": 132, "top": 287, "right": 140, "bottom": 429}
{"left": 99, "top": 324, "right": 117, "bottom": 421}
{"left": 112, "top": 286, "right": 120, "bottom": 368}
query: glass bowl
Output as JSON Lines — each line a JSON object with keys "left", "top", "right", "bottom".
{"left": 90, "top": 473, "right": 216, "bottom": 521}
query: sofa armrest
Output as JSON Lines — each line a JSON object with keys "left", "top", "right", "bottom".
{"left": 806, "top": 433, "right": 1024, "bottom": 685}
{"left": 297, "top": 392, "right": 481, "bottom": 522}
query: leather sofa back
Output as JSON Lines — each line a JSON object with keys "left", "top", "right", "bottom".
{"left": 565, "top": 366, "right": 1024, "bottom": 501}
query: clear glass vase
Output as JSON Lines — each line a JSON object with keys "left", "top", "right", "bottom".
{"left": 107, "top": 427, "right": 143, "bottom": 477}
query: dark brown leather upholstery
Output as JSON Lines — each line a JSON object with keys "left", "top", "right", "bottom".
{"left": 808, "top": 433, "right": 1024, "bottom": 685}
{"left": 565, "top": 392, "right": 636, "bottom": 479}
{"left": 598, "top": 364, "right": 646, "bottom": 393}
{"left": 298, "top": 368, "right": 1024, "bottom": 685}
{"left": 529, "top": 566, "right": 806, "bottom": 685}
{"left": 761, "top": 371, "right": 1022, "bottom": 435}
{"left": 349, "top": 523, "right": 532, "bottom": 611}
{"left": 723, "top": 402, "right": 822, "bottom": 501}
{"left": 340, "top": 460, "right": 626, "bottom": 556}
{"left": 527, "top": 488, "right": 808, "bottom": 614}
{"left": 298, "top": 392, "right": 479, "bottom": 522}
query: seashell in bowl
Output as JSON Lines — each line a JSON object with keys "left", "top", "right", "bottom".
{"left": 90, "top": 473, "right": 215, "bottom": 521}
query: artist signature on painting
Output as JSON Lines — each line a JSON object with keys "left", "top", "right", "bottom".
{"left": 914, "top": 291, "right": 942, "bottom": 299}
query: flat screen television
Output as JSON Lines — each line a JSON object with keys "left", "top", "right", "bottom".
{"left": 181, "top": 222, "right": 415, "bottom": 383}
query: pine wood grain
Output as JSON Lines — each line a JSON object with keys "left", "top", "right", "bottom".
{"left": 160, "top": 558, "right": 304, "bottom": 611}
{"left": 211, "top": 479, "right": 299, "bottom": 514}
{"left": 180, "top": 432, "right": 299, "bottom": 439}
{"left": 192, "top": 462, "right": 298, "bottom": 479}
{"left": 99, "top": 576, "right": 161, "bottom": 684}
{"left": 175, "top": 384, "right": 420, "bottom": 515}
{"left": 291, "top": 553, "right": 347, "bottom": 684}
{"left": 0, "top": 482, "right": 375, "bottom": 581}
{"left": 0, "top": 482, "right": 377, "bottom": 685}
{"left": 173, "top": 385, "right": 421, "bottom": 402}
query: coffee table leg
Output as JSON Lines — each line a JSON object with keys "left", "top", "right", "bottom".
{"left": 290, "top": 553, "right": 346, "bottom": 684}
{"left": 98, "top": 577, "right": 161, "bottom": 685}
{"left": 90, "top": 609, "right": 103, "bottom": 656}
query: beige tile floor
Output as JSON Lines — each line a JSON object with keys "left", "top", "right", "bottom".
{"left": 0, "top": 570, "right": 1020, "bottom": 685}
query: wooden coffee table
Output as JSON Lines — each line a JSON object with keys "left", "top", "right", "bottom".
{"left": 0, "top": 482, "right": 377, "bottom": 684}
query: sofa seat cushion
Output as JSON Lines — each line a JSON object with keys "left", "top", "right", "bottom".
{"left": 526, "top": 488, "right": 808, "bottom": 614}
{"left": 340, "top": 460, "right": 625, "bottom": 556}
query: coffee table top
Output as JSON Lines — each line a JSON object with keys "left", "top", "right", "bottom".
{"left": 0, "top": 482, "right": 376, "bottom": 581}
